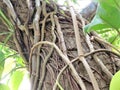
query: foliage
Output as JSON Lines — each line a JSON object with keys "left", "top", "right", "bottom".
{"left": 0, "top": 0, "right": 120, "bottom": 90}
{"left": 0, "top": 6, "right": 28, "bottom": 90}
{"left": 9, "top": 70, "right": 24, "bottom": 90}
{"left": 110, "top": 70, "right": 120, "bottom": 90}
{"left": 0, "top": 45, "right": 27, "bottom": 90}
{"left": 85, "top": 0, "right": 120, "bottom": 49}
{"left": 0, "top": 84, "right": 10, "bottom": 90}
{"left": 0, "top": 50, "right": 5, "bottom": 79}
{"left": 84, "top": 0, "right": 120, "bottom": 89}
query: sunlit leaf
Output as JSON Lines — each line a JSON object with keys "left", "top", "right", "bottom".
{"left": 0, "top": 84, "right": 10, "bottom": 90}
{"left": 111, "top": 35, "right": 120, "bottom": 47}
{"left": 98, "top": 1, "right": 120, "bottom": 29}
{"left": 85, "top": 23, "right": 112, "bottom": 33}
{"left": 85, "top": 0, "right": 120, "bottom": 50}
{"left": 98, "top": 0, "right": 120, "bottom": 11}
{"left": 110, "top": 70, "right": 120, "bottom": 90}
{"left": 9, "top": 70, "right": 24, "bottom": 90}
{"left": 0, "top": 50, "right": 5, "bottom": 78}
{"left": 85, "top": 0, "right": 120, "bottom": 33}
{"left": 107, "top": 35, "right": 117, "bottom": 43}
{"left": 15, "top": 55, "right": 25, "bottom": 67}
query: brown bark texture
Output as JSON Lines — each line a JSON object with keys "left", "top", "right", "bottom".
{"left": 0, "top": 0, "right": 120, "bottom": 90}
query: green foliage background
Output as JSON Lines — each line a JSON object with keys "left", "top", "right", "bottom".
{"left": 0, "top": 45, "right": 27, "bottom": 90}
{"left": 85, "top": 0, "right": 120, "bottom": 89}
{"left": 85, "top": 0, "right": 120, "bottom": 49}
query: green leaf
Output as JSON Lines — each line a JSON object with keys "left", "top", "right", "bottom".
{"left": 96, "top": 29, "right": 112, "bottom": 34}
{"left": 85, "top": 23, "right": 112, "bottom": 33}
{"left": 110, "top": 70, "right": 120, "bottom": 90}
{"left": 85, "top": 0, "right": 120, "bottom": 33}
{"left": 91, "top": 24, "right": 112, "bottom": 31}
{"left": 9, "top": 70, "right": 24, "bottom": 90}
{"left": 15, "top": 55, "right": 25, "bottom": 67}
{"left": 0, "top": 50, "right": 5, "bottom": 78}
{"left": 85, "top": 0, "right": 120, "bottom": 50}
{"left": 0, "top": 84, "right": 10, "bottom": 90}
{"left": 84, "top": 15, "right": 112, "bottom": 33}
{"left": 98, "top": 1, "right": 120, "bottom": 29}
{"left": 72, "top": 0, "right": 77, "bottom": 3}
{"left": 111, "top": 35, "right": 120, "bottom": 47}
{"left": 98, "top": 0, "right": 120, "bottom": 11}
{"left": 107, "top": 35, "right": 117, "bottom": 43}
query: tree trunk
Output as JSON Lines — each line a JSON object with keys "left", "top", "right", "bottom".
{"left": 0, "top": 0, "right": 120, "bottom": 90}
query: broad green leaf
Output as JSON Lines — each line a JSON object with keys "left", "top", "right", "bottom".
{"left": 15, "top": 55, "right": 25, "bottom": 67}
{"left": 107, "top": 35, "right": 117, "bottom": 43}
{"left": 110, "top": 70, "right": 120, "bottom": 90}
{"left": 95, "top": 28, "right": 112, "bottom": 34}
{"left": 111, "top": 35, "right": 120, "bottom": 47}
{"left": 0, "top": 84, "right": 10, "bottom": 90}
{"left": 85, "top": 0, "right": 120, "bottom": 33}
{"left": 98, "top": 0, "right": 120, "bottom": 11}
{"left": 86, "top": 23, "right": 112, "bottom": 33}
{"left": 0, "top": 50, "right": 5, "bottom": 78}
{"left": 9, "top": 70, "right": 24, "bottom": 90}
{"left": 91, "top": 24, "right": 112, "bottom": 31}
{"left": 98, "top": 1, "right": 120, "bottom": 29}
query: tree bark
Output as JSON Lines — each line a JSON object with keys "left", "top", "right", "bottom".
{"left": 0, "top": 0, "right": 120, "bottom": 90}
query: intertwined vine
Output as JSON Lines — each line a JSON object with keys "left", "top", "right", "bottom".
{"left": 1, "top": 0, "right": 120, "bottom": 90}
